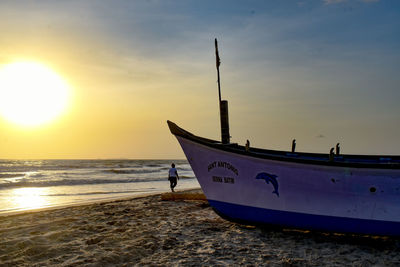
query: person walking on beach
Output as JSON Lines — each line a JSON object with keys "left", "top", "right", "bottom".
{"left": 168, "top": 163, "right": 179, "bottom": 192}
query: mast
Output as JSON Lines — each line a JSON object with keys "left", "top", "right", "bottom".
{"left": 215, "top": 39, "right": 222, "bottom": 104}
{"left": 215, "top": 38, "right": 230, "bottom": 144}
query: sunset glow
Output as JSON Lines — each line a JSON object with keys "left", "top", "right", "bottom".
{"left": 0, "top": 62, "right": 70, "bottom": 127}
{"left": 0, "top": 1, "right": 399, "bottom": 159}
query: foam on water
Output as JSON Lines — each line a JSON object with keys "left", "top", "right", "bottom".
{"left": 0, "top": 160, "right": 199, "bottom": 214}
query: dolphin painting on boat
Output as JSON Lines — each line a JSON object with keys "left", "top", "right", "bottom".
{"left": 255, "top": 172, "right": 279, "bottom": 197}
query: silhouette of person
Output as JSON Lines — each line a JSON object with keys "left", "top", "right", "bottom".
{"left": 168, "top": 163, "right": 179, "bottom": 192}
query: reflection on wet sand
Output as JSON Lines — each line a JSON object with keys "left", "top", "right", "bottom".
{"left": 10, "top": 187, "right": 50, "bottom": 211}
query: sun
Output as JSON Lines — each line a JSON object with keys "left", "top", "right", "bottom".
{"left": 0, "top": 61, "right": 70, "bottom": 127}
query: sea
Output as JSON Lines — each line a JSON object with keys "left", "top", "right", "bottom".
{"left": 0, "top": 159, "right": 199, "bottom": 214}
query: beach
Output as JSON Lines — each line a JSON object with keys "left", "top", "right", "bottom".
{"left": 0, "top": 189, "right": 399, "bottom": 266}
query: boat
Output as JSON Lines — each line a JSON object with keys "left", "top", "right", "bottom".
{"left": 167, "top": 39, "right": 400, "bottom": 236}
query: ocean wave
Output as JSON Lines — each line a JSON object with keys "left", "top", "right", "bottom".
{"left": 0, "top": 159, "right": 190, "bottom": 173}
{"left": 177, "top": 168, "right": 193, "bottom": 172}
{"left": 103, "top": 168, "right": 168, "bottom": 174}
{"left": 45, "top": 189, "right": 157, "bottom": 197}
{"left": 146, "top": 164, "right": 163, "bottom": 167}
{"left": 0, "top": 173, "right": 25, "bottom": 179}
{"left": 0, "top": 176, "right": 195, "bottom": 189}
{"left": 26, "top": 173, "right": 45, "bottom": 178}
{"left": 179, "top": 175, "right": 195, "bottom": 179}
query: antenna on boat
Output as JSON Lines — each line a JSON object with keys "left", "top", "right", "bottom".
{"left": 215, "top": 38, "right": 230, "bottom": 144}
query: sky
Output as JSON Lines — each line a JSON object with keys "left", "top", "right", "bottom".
{"left": 0, "top": 0, "right": 399, "bottom": 159}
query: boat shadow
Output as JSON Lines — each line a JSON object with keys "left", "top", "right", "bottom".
{"left": 212, "top": 207, "right": 399, "bottom": 249}
{"left": 253, "top": 224, "right": 400, "bottom": 250}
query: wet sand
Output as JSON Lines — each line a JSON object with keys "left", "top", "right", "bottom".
{"left": 1, "top": 189, "right": 399, "bottom": 266}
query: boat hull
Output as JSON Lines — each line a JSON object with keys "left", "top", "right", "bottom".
{"left": 175, "top": 136, "right": 400, "bottom": 236}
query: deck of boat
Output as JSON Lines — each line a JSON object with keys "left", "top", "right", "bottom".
{"left": 168, "top": 120, "right": 400, "bottom": 169}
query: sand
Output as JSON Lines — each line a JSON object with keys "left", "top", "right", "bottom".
{"left": 1, "top": 189, "right": 399, "bottom": 266}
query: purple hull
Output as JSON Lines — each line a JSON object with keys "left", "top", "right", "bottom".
{"left": 168, "top": 121, "right": 400, "bottom": 236}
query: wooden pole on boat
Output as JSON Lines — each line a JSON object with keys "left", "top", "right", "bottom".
{"left": 215, "top": 38, "right": 222, "bottom": 104}
{"left": 215, "top": 38, "right": 230, "bottom": 144}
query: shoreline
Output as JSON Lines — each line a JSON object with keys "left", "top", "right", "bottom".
{"left": 1, "top": 189, "right": 399, "bottom": 266}
{"left": 0, "top": 187, "right": 201, "bottom": 217}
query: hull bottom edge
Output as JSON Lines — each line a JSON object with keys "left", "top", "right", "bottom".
{"left": 208, "top": 200, "right": 400, "bottom": 237}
